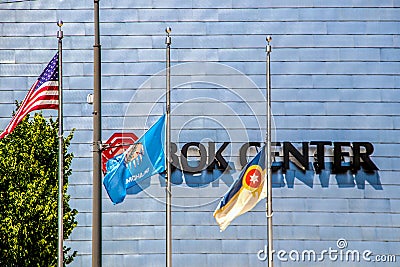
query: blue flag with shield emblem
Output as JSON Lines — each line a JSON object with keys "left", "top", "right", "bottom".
{"left": 103, "top": 115, "right": 166, "bottom": 204}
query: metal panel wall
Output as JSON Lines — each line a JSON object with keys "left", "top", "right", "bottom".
{"left": 0, "top": 0, "right": 399, "bottom": 266}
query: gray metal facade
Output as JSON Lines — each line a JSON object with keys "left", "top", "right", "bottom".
{"left": 1, "top": 0, "right": 399, "bottom": 266}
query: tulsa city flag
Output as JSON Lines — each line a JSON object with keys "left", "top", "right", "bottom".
{"left": 214, "top": 146, "right": 267, "bottom": 231}
{"left": 103, "top": 115, "right": 166, "bottom": 204}
{"left": 0, "top": 53, "right": 59, "bottom": 139}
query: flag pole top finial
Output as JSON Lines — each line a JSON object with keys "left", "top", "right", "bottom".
{"left": 57, "top": 20, "right": 64, "bottom": 40}
{"left": 266, "top": 35, "right": 272, "bottom": 53}
{"left": 165, "top": 27, "right": 172, "bottom": 45}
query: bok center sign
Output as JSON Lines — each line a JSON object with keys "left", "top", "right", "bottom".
{"left": 103, "top": 134, "right": 378, "bottom": 175}
{"left": 168, "top": 141, "right": 379, "bottom": 174}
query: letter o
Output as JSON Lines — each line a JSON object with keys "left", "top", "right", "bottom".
{"left": 180, "top": 142, "right": 207, "bottom": 173}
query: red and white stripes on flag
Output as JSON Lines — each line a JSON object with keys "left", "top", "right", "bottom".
{"left": 0, "top": 53, "right": 59, "bottom": 139}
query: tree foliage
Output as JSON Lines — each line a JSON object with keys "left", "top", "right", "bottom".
{"left": 0, "top": 112, "right": 78, "bottom": 266}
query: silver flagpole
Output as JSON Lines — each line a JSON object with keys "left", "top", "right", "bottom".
{"left": 57, "top": 20, "right": 64, "bottom": 267}
{"left": 92, "top": 0, "right": 102, "bottom": 266}
{"left": 165, "top": 27, "right": 172, "bottom": 267}
{"left": 265, "top": 36, "right": 274, "bottom": 267}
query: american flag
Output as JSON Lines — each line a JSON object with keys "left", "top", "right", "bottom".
{"left": 0, "top": 53, "right": 59, "bottom": 139}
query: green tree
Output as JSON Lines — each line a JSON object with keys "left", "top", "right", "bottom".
{"left": 0, "top": 112, "right": 78, "bottom": 266}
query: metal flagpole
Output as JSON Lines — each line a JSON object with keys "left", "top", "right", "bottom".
{"left": 57, "top": 20, "right": 64, "bottom": 267}
{"left": 92, "top": 0, "right": 102, "bottom": 266}
{"left": 265, "top": 36, "right": 274, "bottom": 267}
{"left": 165, "top": 27, "right": 172, "bottom": 267}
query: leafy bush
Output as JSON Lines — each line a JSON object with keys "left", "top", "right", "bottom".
{"left": 0, "top": 112, "right": 78, "bottom": 266}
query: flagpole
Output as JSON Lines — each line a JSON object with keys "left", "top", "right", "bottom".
{"left": 57, "top": 20, "right": 64, "bottom": 267}
{"left": 92, "top": 0, "right": 102, "bottom": 266}
{"left": 265, "top": 36, "right": 274, "bottom": 267}
{"left": 165, "top": 27, "right": 172, "bottom": 267}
